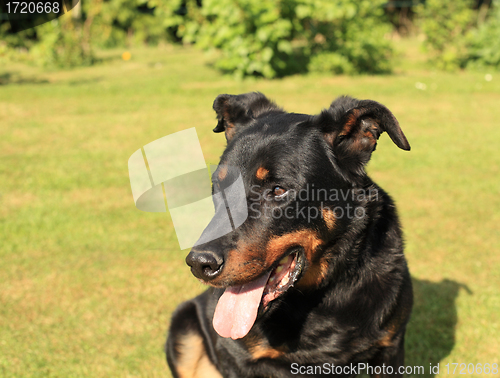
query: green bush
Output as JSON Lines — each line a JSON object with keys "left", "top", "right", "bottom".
{"left": 0, "top": 0, "right": 161, "bottom": 68}
{"left": 466, "top": 1, "right": 500, "bottom": 70}
{"left": 166, "top": 0, "right": 298, "bottom": 78}
{"left": 89, "top": 0, "right": 166, "bottom": 48}
{"left": 303, "top": 0, "right": 393, "bottom": 75}
{"left": 0, "top": 17, "right": 39, "bottom": 64}
{"left": 30, "top": 17, "right": 94, "bottom": 68}
{"left": 160, "top": 0, "right": 393, "bottom": 78}
{"left": 1, "top": 0, "right": 393, "bottom": 74}
{"left": 416, "top": 0, "right": 475, "bottom": 70}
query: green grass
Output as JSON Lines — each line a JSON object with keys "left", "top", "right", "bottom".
{"left": 1, "top": 40, "right": 499, "bottom": 377}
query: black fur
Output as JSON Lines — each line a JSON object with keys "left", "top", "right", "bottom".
{"left": 166, "top": 92, "right": 413, "bottom": 378}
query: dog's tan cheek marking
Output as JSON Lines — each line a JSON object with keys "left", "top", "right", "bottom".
{"left": 265, "top": 230, "right": 322, "bottom": 267}
{"left": 265, "top": 229, "right": 330, "bottom": 291}
{"left": 264, "top": 230, "right": 324, "bottom": 286}
{"left": 211, "top": 230, "right": 326, "bottom": 287}
{"left": 322, "top": 208, "right": 336, "bottom": 231}
{"left": 214, "top": 231, "right": 323, "bottom": 286}
{"left": 176, "top": 331, "right": 222, "bottom": 378}
{"left": 296, "top": 257, "right": 330, "bottom": 290}
{"left": 211, "top": 246, "right": 265, "bottom": 285}
{"left": 255, "top": 167, "right": 269, "bottom": 181}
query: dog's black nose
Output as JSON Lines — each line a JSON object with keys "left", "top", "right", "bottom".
{"left": 186, "top": 250, "right": 223, "bottom": 281}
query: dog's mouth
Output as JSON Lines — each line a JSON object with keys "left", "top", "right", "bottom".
{"left": 213, "top": 250, "right": 303, "bottom": 340}
{"left": 262, "top": 250, "right": 303, "bottom": 309}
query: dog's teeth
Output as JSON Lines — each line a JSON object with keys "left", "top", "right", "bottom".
{"left": 275, "top": 265, "right": 284, "bottom": 274}
{"left": 269, "top": 276, "right": 275, "bottom": 283}
{"left": 279, "top": 256, "right": 289, "bottom": 265}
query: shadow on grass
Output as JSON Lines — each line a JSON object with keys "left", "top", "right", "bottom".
{"left": 0, "top": 72, "right": 49, "bottom": 85}
{"left": 0, "top": 71, "right": 105, "bottom": 86}
{"left": 67, "top": 77, "right": 103, "bottom": 86}
{"left": 405, "top": 278, "right": 471, "bottom": 377}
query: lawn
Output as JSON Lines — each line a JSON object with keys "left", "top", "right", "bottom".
{"left": 1, "top": 40, "right": 499, "bottom": 377}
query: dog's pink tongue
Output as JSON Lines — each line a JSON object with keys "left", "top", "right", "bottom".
{"left": 213, "top": 271, "right": 271, "bottom": 340}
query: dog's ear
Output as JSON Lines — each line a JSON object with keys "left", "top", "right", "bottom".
{"left": 213, "top": 92, "right": 281, "bottom": 141}
{"left": 316, "top": 96, "right": 410, "bottom": 178}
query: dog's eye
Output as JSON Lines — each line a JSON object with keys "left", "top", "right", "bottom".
{"left": 273, "top": 186, "right": 287, "bottom": 198}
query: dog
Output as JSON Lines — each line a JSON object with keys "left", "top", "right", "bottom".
{"left": 166, "top": 92, "right": 413, "bottom": 378}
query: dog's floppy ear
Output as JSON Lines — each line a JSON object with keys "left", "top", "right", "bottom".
{"left": 317, "top": 96, "right": 410, "bottom": 178}
{"left": 213, "top": 92, "right": 282, "bottom": 141}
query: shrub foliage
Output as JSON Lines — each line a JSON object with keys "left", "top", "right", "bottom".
{"left": 416, "top": 0, "right": 475, "bottom": 70}
{"left": 157, "top": 0, "right": 393, "bottom": 78}
{"left": 2, "top": 0, "right": 499, "bottom": 73}
{"left": 466, "top": 0, "right": 500, "bottom": 70}
{"left": 417, "top": 0, "right": 500, "bottom": 71}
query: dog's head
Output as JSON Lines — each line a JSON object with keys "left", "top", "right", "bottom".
{"left": 186, "top": 92, "right": 410, "bottom": 339}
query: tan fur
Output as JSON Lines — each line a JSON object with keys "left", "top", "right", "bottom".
{"left": 322, "top": 208, "right": 336, "bottom": 231}
{"left": 296, "top": 257, "right": 330, "bottom": 289}
{"left": 267, "top": 230, "right": 330, "bottom": 289}
{"left": 245, "top": 333, "right": 288, "bottom": 360}
{"left": 176, "top": 332, "right": 222, "bottom": 378}
{"left": 249, "top": 343, "right": 286, "bottom": 359}
{"left": 378, "top": 333, "right": 395, "bottom": 348}
{"left": 266, "top": 230, "right": 322, "bottom": 266}
{"left": 339, "top": 108, "right": 361, "bottom": 136}
{"left": 255, "top": 167, "right": 269, "bottom": 181}
{"left": 217, "top": 165, "right": 228, "bottom": 181}
{"left": 211, "top": 230, "right": 323, "bottom": 287}
{"left": 217, "top": 246, "right": 264, "bottom": 285}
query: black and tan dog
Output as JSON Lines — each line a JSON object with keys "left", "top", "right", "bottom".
{"left": 166, "top": 92, "right": 413, "bottom": 378}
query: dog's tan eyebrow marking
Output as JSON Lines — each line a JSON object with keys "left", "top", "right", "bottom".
{"left": 255, "top": 167, "right": 269, "bottom": 181}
